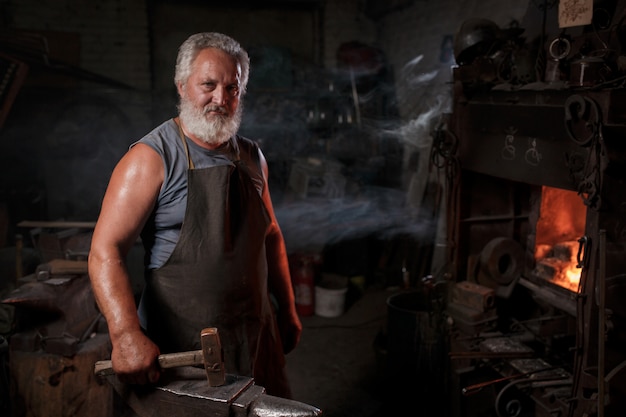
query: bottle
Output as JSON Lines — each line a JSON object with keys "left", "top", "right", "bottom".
{"left": 292, "top": 255, "right": 315, "bottom": 316}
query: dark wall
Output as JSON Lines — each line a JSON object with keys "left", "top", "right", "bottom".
{"left": 0, "top": 0, "right": 531, "bottom": 257}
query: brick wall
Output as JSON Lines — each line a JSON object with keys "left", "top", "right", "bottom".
{"left": 0, "top": 0, "right": 533, "bottom": 222}
{"left": 322, "top": 0, "right": 528, "bottom": 120}
{"left": 1, "top": 0, "right": 153, "bottom": 221}
{"left": 6, "top": 0, "right": 151, "bottom": 90}
{"left": 5, "top": 0, "right": 530, "bottom": 126}
{"left": 319, "top": 0, "right": 529, "bottom": 162}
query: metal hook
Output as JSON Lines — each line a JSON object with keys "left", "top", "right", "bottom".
{"left": 576, "top": 236, "right": 589, "bottom": 269}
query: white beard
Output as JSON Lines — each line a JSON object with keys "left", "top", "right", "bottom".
{"left": 178, "top": 98, "right": 242, "bottom": 146}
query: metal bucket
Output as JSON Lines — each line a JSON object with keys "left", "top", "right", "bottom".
{"left": 386, "top": 290, "right": 444, "bottom": 407}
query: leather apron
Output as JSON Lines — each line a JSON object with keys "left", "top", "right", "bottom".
{"left": 139, "top": 124, "right": 289, "bottom": 396}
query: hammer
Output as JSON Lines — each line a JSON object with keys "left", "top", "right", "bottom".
{"left": 94, "top": 327, "right": 225, "bottom": 387}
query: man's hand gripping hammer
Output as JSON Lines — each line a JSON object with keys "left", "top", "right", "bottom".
{"left": 93, "top": 327, "right": 226, "bottom": 387}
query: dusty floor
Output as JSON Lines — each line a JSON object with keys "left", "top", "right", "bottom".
{"left": 285, "top": 286, "right": 442, "bottom": 417}
{"left": 286, "top": 287, "right": 388, "bottom": 417}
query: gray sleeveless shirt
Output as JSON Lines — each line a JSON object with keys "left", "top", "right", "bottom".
{"left": 132, "top": 118, "right": 264, "bottom": 269}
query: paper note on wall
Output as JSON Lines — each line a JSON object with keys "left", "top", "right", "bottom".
{"left": 559, "top": 0, "right": 593, "bottom": 28}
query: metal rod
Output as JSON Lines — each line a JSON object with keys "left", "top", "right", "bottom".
{"left": 598, "top": 229, "right": 606, "bottom": 417}
{"left": 462, "top": 367, "right": 556, "bottom": 396}
{"left": 449, "top": 351, "right": 535, "bottom": 359}
{"left": 349, "top": 68, "right": 362, "bottom": 128}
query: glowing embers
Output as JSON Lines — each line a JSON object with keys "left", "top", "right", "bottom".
{"left": 532, "top": 186, "right": 587, "bottom": 292}
{"left": 534, "top": 241, "right": 582, "bottom": 291}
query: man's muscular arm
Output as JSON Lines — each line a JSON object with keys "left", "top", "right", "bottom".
{"left": 88, "top": 143, "right": 164, "bottom": 384}
{"left": 258, "top": 150, "right": 302, "bottom": 354}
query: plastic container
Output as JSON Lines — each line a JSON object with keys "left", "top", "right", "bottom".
{"left": 314, "top": 274, "right": 348, "bottom": 318}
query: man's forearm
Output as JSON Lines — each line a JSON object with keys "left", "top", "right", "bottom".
{"left": 88, "top": 254, "right": 142, "bottom": 341}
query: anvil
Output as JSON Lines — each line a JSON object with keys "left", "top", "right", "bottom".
{"left": 105, "top": 367, "right": 322, "bottom": 417}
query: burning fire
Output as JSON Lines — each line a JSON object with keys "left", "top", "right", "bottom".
{"left": 533, "top": 186, "right": 586, "bottom": 292}
{"left": 553, "top": 252, "right": 582, "bottom": 292}
{"left": 534, "top": 242, "right": 581, "bottom": 292}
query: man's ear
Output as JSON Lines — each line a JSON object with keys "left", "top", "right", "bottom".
{"left": 176, "top": 82, "right": 185, "bottom": 97}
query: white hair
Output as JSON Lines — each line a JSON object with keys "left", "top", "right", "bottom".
{"left": 174, "top": 32, "right": 250, "bottom": 95}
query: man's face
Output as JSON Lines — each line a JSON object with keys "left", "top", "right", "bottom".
{"left": 178, "top": 48, "right": 243, "bottom": 146}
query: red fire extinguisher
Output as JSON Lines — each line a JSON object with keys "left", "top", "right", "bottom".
{"left": 291, "top": 254, "right": 316, "bottom": 316}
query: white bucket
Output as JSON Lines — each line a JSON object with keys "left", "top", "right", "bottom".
{"left": 314, "top": 274, "right": 348, "bottom": 318}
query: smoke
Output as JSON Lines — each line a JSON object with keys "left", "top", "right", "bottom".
{"left": 383, "top": 101, "right": 443, "bottom": 147}
{"left": 239, "top": 45, "right": 451, "bottom": 255}
{"left": 404, "top": 54, "right": 424, "bottom": 69}
{"left": 403, "top": 54, "right": 439, "bottom": 86}
{"left": 272, "top": 50, "right": 451, "bottom": 254}
{"left": 275, "top": 184, "right": 439, "bottom": 253}
{"left": 377, "top": 52, "right": 453, "bottom": 150}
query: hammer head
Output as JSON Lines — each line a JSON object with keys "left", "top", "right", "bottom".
{"left": 201, "top": 327, "right": 225, "bottom": 387}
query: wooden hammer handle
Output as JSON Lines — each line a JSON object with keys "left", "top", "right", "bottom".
{"left": 94, "top": 350, "right": 204, "bottom": 377}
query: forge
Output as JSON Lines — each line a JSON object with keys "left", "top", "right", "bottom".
{"left": 438, "top": 57, "right": 626, "bottom": 416}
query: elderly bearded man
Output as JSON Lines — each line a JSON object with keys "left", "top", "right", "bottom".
{"left": 88, "top": 32, "right": 302, "bottom": 398}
